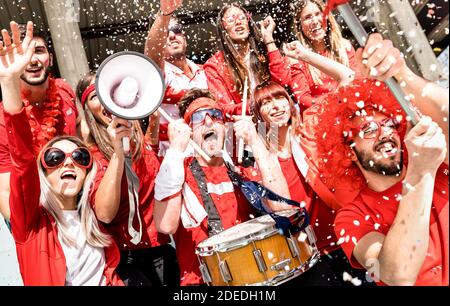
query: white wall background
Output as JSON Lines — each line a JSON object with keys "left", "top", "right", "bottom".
{"left": 0, "top": 215, "right": 23, "bottom": 286}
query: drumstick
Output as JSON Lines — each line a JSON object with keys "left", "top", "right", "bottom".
{"left": 158, "top": 108, "right": 211, "bottom": 163}
{"left": 237, "top": 77, "right": 248, "bottom": 164}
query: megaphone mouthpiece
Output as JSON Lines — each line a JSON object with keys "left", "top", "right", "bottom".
{"left": 112, "top": 76, "right": 139, "bottom": 108}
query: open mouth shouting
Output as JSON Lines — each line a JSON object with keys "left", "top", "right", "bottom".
{"left": 374, "top": 140, "right": 399, "bottom": 158}
{"left": 60, "top": 169, "right": 78, "bottom": 184}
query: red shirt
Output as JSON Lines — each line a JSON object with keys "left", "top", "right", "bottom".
{"left": 5, "top": 108, "right": 122, "bottom": 286}
{"left": 0, "top": 78, "right": 78, "bottom": 173}
{"left": 90, "top": 142, "right": 170, "bottom": 250}
{"left": 204, "top": 51, "right": 251, "bottom": 119}
{"left": 334, "top": 164, "right": 449, "bottom": 286}
{"left": 279, "top": 157, "right": 338, "bottom": 254}
{"left": 172, "top": 158, "right": 259, "bottom": 285}
{"left": 268, "top": 47, "right": 355, "bottom": 112}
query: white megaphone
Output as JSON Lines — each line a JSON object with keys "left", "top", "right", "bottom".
{"left": 95, "top": 51, "right": 165, "bottom": 154}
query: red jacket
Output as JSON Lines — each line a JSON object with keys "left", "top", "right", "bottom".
{"left": 203, "top": 51, "right": 251, "bottom": 118}
{"left": 268, "top": 48, "right": 355, "bottom": 112}
{"left": 5, "top": 108, "right": 123, "bottom": 286}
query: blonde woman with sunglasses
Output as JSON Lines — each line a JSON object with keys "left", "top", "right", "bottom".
{"left": 0, "top": 21, "right": 123, "bottom": 286}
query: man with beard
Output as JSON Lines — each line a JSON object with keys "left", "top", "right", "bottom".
{"left": 311, "top": 34, "right": 448, "bottom": 286}
{"left": 153, "top": 88, "right": 291, "bottom": 285}
{"left": 144, "top": 0, "right": 208, "bottom": 156}
{"left": 0, "top": 21, "right": 78, "bottom": 224}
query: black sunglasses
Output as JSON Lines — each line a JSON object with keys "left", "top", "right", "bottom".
{"left": 41, "top": 147, "right": 93, "bottom": 169}
{"left": 168, "top": 24, "right": 184, "bottom": 35}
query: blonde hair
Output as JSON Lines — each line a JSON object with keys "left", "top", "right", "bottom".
{"left": 293, "top": 0, "right": 350, "bottom": 85}
{"left": 37, "top": 136, "right": 112, "bottom": 248}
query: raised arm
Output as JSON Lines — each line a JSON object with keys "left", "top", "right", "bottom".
{"left": 350, "top": 117, "right": 447, "bottom": 285}
{"left": 285, "top": 41, "right": 355, "bottom": 87}
{"left": 355, "top": 33, "right": 449, "bottom": 163}
{"left": 0, "top": 21, "right": 41, "bottom": 242}
{"left": 233, "top": 115, "right": 291, "bottom": 211}
{"left": 92, "top": 117, "right": 131, "bottom": 223}
{"left": 144, "top": 0, "right": 183, "bottom": 70}
{"left": 153, "top": 119, "right": 191, "bottom": 234}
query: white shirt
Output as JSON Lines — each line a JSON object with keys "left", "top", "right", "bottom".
{"left": 162, "top": 59, "right": 208, "bottom": 123}
{"left": 59, "top": 210, "right": 106, "bottom": 286}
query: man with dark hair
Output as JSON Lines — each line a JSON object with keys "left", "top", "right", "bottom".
{"left": 0, "top": 21, "right": 79, "bottom": 224}
{"left": 310, "top": 34, "right": 448, "bottom": 286}
{"left": 153, "top": 88, "right": 292, "bottom": 285}
{"left": 144, "top": 0, "right": 208, "bottom": 156}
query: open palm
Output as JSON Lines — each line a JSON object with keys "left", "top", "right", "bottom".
{"left": 0, "top": 21, "right": 35, "bottom": 81}
{"left": 160, "top": 0, "right": 183, "bottom": 15}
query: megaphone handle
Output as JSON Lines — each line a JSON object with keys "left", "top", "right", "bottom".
{"left": 157, "top": 108, "right": 211, "bottom": 162}
{"left": 123, "top": 136, "right": 130, "bottom": 155}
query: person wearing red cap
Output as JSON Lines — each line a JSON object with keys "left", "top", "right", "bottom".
{"left": 153, "top": 88, "right": 291, "bottom": 285}
{"left": 144, "top": 0, "right": 208, "bottom": 156}
{"left": 75, "top": 73, "right": 179, "bottom": 286}
{"left": 311, "top": 32, "right": 448, "bottom": 285}
{"left": 0, "top": 21, "right": 78, "bottom": 227}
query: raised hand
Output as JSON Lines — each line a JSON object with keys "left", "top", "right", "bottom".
{"left": 355, "top": 33, "right": 405, "bottom": 81}
{"left": 0, "top": 21, "right": 35, "bottom": 82}
{"left": 168, "top": 119, "right": 192, "bottom": 153}
{"left": 259, "top": 16, "right": 276, "bottom": 44}
{"left": 283, "top": 40, "right": 310, "bottom": 61}
{"left": 232, "top": 115, "right": 258, "bottom": 146}
{"left": 107, "top": 117, "right": 133, "bottom": 157}
{"left": 160, "top": 0, "right": 183, "bottom": 15}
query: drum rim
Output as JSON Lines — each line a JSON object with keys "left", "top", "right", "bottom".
{"left": 196, "top": 209, "right": 302, "bottom": 254}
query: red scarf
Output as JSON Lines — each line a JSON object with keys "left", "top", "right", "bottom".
{"left": 20, "top": 77, "right": 62, "bottom": 155}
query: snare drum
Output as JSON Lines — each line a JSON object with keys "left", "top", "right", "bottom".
{"left": 195, "top": 209, "right": 320, "bottom": 286}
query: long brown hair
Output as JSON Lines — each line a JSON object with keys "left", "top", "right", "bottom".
{"left": 216, "top": 3, "right": 270, "bottom": 97}
{"left": 293, "top": 0, "right": 351, "bottom": 85}
{"left": 252, "top": 81, "right": 302, "bottom": 145}
{"left": 76, "top": 72, "right": 143, "bottom": 161}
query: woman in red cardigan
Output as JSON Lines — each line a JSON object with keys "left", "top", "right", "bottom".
{"left": 264, "top": 0, "right": 356, "bottom": 111}
{"left": 203, "top": 2, "right": 271, "bottom": 118}
{"left": 0, "top": 21, "right": 123, "bottom": 286}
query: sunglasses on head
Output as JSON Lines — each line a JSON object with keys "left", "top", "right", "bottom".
{"left": 191, "top": 109, "right": 224, "bottom": 126}
{"left": 41, "top": 147, "right": 93, "bottom": 170}
{"left": 168, "top": 24, "right": 184, "bottom": 35}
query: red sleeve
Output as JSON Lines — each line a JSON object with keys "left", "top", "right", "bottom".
{"left": 0, "top": 106, "right": 12, "bottom": 173}
{"left": 204, "top": 54, "right": 247, "bottom": 119}
{"left": 4, "top": 108, "right": 41, "bottom": 243}
{"left": 268, "top": 49, "right": 292, "bottom": 87}
{"left": 88, "top": 148, "right": 109, "bottom": 209}
{"left": 289, "top": 63, "right": 321, "bottom": 110}
{"left": 240, "top": 166, "right": 262, "bottom": 183}
{"left": 334, "top": 199, "right": 383, "bottom": 269}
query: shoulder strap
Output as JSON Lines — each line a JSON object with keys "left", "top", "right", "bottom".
{"left": 188, "top": 159, "right": 224, "bottom": 236}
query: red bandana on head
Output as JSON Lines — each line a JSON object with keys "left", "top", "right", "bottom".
{"left": 183, "top": 97, "right": 222, "bottom": 125}
{"left": 21, "top": 77, "right": 62, "bottom": 155}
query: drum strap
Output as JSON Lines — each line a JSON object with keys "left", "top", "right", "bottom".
{"left": 189, "top": 159, "right": 225, "bottom": 236}
{"left": 225, "top": 162, "right": 310, "bottom": 236}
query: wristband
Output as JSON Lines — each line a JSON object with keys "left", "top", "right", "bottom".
{"left": 155, "top": 148, "right": 186, "bottom": 201}
{"left": 265, "top": 41, "right": 275, "bottom": 46}
{"left": 160, "top": 9, "right": 175, "bottom": 16}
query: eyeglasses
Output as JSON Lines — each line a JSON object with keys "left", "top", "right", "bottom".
{"left": 41, "top": 147, "right": 93, "bottom": 170}
{"left": 191, "top": 109, "right": 224, "bottom": 126}
{"left": 168, "top": 24, "right": 184, "bottom": 35}
{"left": 222, "top": 14, "right": 249, "bottom": 26}
{"left": 349, "top": 118, "right": 400, "bottom": 141}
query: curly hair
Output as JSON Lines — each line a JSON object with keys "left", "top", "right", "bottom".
{"left": 310, "top": 79, "right": 407, "bottom": 193}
